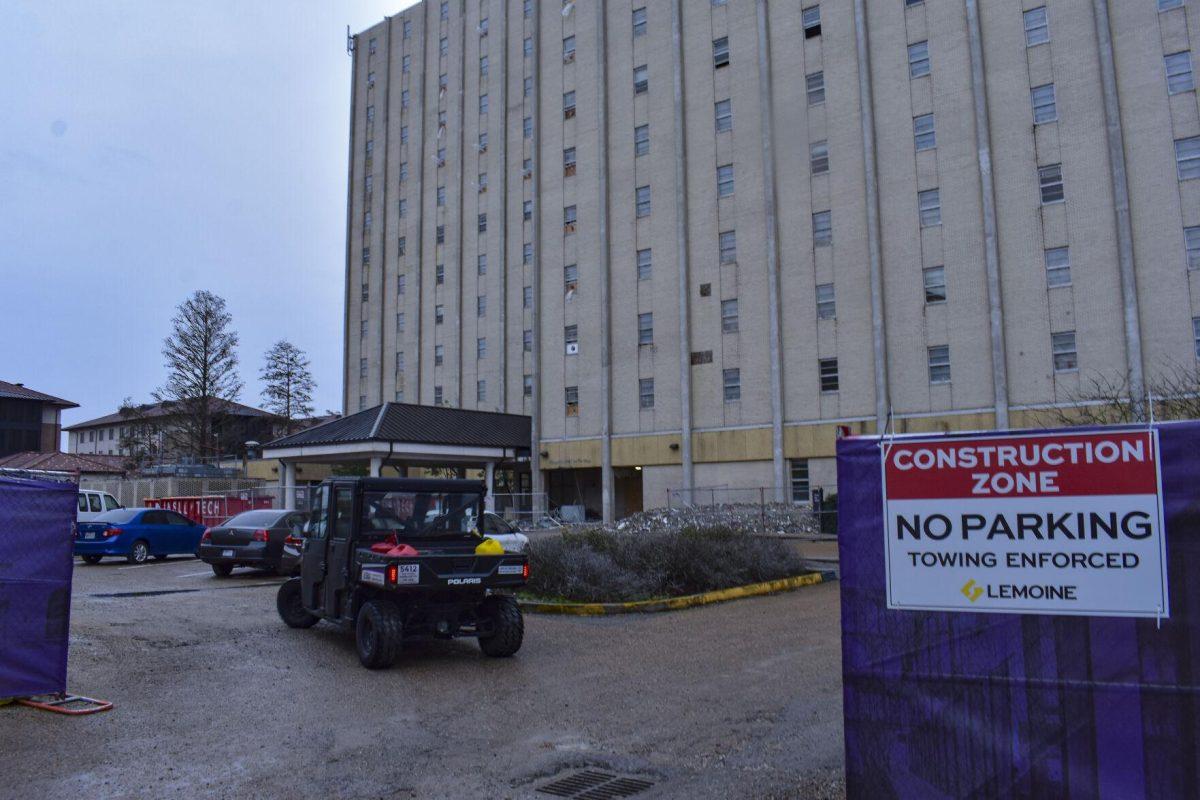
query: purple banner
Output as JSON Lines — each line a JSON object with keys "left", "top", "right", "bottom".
{"left": 837, "top": 421, "right": 1200, "bottom": 798}
{"left": 0, "top": 476, "right": 77, "bottom": 699}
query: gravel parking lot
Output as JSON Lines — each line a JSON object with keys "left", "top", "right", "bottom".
{"left": 1, "top": 557, "right": 845, "bottom": 800}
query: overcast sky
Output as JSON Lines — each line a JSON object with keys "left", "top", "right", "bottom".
{"left": 1, "top": 1, "right": 416, "bottom": 434}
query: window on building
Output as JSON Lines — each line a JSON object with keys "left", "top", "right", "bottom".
{"left": 397, "top": 272, "right": 406, "bottom": 293}
{"left": 634, "top": 124, "right": 650, "bottom": 156}
{"left": 524, "top": 37, "right": 533, "bottom": 57}
{"left": 1039, "top": 163, "right": 1064, "bottom": 203}
{"left": 790, "top": 460, "right": 810, "bottom": 503}
{"left": 403, "top": 18, "right": 412, "bottom": 38}
{"left": 1186, "top": 226, "right": 1200, "bottom": 269}
{"left": 437, "top": 186, "right": 446, "bottom": 206}
{"left": 638, "top": 312, "right": 654, "bottom": 345}
{"left": 565, "top": 386, "right": 579, "bottom": 415}
{"left": 802, "top": 6, "right": 821, "bottom": 38}
{"left": 1023, "top": 7, "right": 1048, "bottom": 46}
{"left": 819, "top": 358, "right": 840, "bottom": 392}
{"left": 359, "top": 395, "right": 367, "bottom": 410}
{"left": 523, "top": 200, "right": 533, "bottom": 221}
{"left": 436, "top": 146, "right": 447, "bottom": 166}
{"left": 361, "top": 282, "right": 369, "bottom": 302}
{"left": 366, "top": 105, "right": 375, "bottom": 123}
{"left": 713, "top": 37, "right": 730, "bottom": 68}
{"left": 480, "top": 131, "right": 490, "bottom": 151}
{"left": 1168, "top": 52, "right": 1196, "bottom": 95}
{"left": 714, "top": 0, "right": 728, "bottom": 5}
{"left": 524, "top": 329, "right": 533, "bottom": 352}
{"left": 522, "top": 116, "right": 532, "bottom": 138}
{"left": 564, "top": 205, "right": 577, "bottom": 231}
{"left": 1177, "top": 137, "right": 1200, "bottom": 180}
{"left": 816, "top": 283, "right": 836, "bottom": 319}
{"left": 477, "top": 337, "right": 487, "bottom": 359}
{"left": 633, "top": 7, "right": 647, "bottom": 36}
{"left": 563, "top": 35, "right": 576, "bottom": 62}
{"left": 478, "top": 253, "right": 487, "bottom": 275}
{"left": 719, "top": 230, "right": 737, "bottom": 263}
{"left": 440, "top": 37, "right": 448, "bottom": 57}
{"left": 359, "top": 358, "right": 368, "bottom": 378}
{"left": 806, "top": 71, "right": 825, "bottom": 105}
{"left": 923, "top": 266, "right": 947, "bottom": 303}
{"left": 715, "top": 99, "right": 733, "bottom": 133}
{"left": 477, "top": 380, "right": 487, "bottom": 403}
{"left": 564, "top": 263, "right": 578, "bottom": 292}
{"left": 362, "top": 246, "right": 371, "bottom": 265}
{"left": 918, "top": 188, "right": 941, "bottom": 227}
{"left": 913, "top": 113, "right": 936, "bottom": 151}
{"left": 435, "top": 305, "right": 445, "bottom": 324}
{"left": 1045, "top": 247, "right": 1071, "bottom": 287}
{"left": 436, "top": 263, "right": 445, "bottom": 284}
{"left": 717, "top": 164, "right": 735, "bottom": 197}
{"left": 440, "top": 1, "right": 449, "bottom": 20}
{"left": 908, "top": 41, "right": 930, "bottom": 78}
{"left": 523, "top": 242, "right": 533, "bottom": 265}
{"left": 399, "top": 162, "right": 408, "bottom": 181}
{"left": 478, "top": 213, "right": 487, "bottom": 233}
{"left": 399, "top": 198, "right": 408, "bottom": 217}
{"left": 477, "top": 295, "right": 487, "bottom": 317}
{"left": 1052, "top": 331, "right": 1077, "bottom": 371}
{"left": 637, "top": 248, "right": 652, "bottom": 280}
{"left": 523, "top": 285, "right": 533, "bottom": 308}
{"left": 1160, "top": 0, "right": 1184, "bottom": 11}
{"left": 1031, "top": 83, "right": 1057, "bottom": 123}
{"left": 813, "top": 211, "right": 832, "bottom": 246}
{"left": 480, "top": 55, "right": 488, "bottom": 78}
{"left": 927, "top": 345, "right": 951, "bottom": 384}
{"left": 524, "top": 76, "right": 533, "bottom": 97}
{"left": 564, "top": 147, "right": 577, "bottom": 176}
{"left": 434, "top": 386, "right": 444, "bottom": 405}
{"left": 723, "top": 369, "right": 741, "bottom": 402}
{"left": 434, "top": 344, "right": 445, "bottom": 366}
{"left": 478, "top": 172, "right": 488, "bottom": 193}
{"left": 634, "top": 64, "right": 649, "bottom": 94}
{"left": 367, "top": 71, "right": 375, "bottom": 86}
{"left": 396, "top": 351, "right": 405, "bottom": 372}
{"left": 810, "top": 141, "right": 829, "bottom": 174}
{"left": 402, "top": 89, "right": 411, "bottom": 110}
{"left": 396, "top": 311, "right": 406, "bottom": 332}
{"left": 479, "top": 94, "right": 489, "bottom": 115}
{"left": 564, "top": 324, "right": 578, "bottom": 348}
{"left": 563, "top": 90, "right": 576, "bottom": 119}
{"left": 721, "top": 299, "right": 739, "bottom": 333}
{"left": 364, "top": 210, "right": 372, "bottom": 229}
{"left": 479, "top": 17, "right": 489, "bottom": 36}
{"left": 523, "top": 374, "right": 533, "bottom": 396}
{"left": 360, "top": 318, "right": 368, "bottom": 338}
{"left": 636, "top": 185, "right": 651, "bottom": 217}
{"left": 436, "top": 225, "right": 445, "bottom": 245}
{"left": 639, "top": 378, "right": 655, "bottom": 409}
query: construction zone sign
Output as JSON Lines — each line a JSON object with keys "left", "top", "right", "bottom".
{"left": 882, "top": 430, "right": 1168, "bottom": 618}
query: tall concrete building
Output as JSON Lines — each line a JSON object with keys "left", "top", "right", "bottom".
{"left": 345, "top": 0, "right": 1200, "bottom": 520}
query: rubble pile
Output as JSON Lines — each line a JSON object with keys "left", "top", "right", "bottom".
{"left": 609, "top": 502, "right": 822, "bottom": 537}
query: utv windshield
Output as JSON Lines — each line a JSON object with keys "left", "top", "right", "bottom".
{"left": 360, "top": 491, "right": 482, "bottom": 539}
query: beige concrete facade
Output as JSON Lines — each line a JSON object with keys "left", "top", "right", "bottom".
{"left": 346, "top": 0, "right": 1200, "bottom": 516}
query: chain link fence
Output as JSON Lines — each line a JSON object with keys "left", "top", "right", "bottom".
{"left": 490, "top": 493, "right": 563, "bottom": 529}
{"left": 78, "top": 476, "right": 273, "bottom": 509}
{"left": 665, "top": 485, "right": 838, "bottom": 538}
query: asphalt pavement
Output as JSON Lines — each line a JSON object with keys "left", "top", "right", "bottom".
{"left": 1, "top": 557, "right": 845, "bottom": 799}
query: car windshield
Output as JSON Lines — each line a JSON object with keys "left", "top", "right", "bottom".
{"left": 94, "top": 509, "right": 140, "bottom": 524}
{"left": 361, "top": 491, "right": 481, "bottom": 539}
{"left": 223, "top": 510, "right": 286, "bottom": 527}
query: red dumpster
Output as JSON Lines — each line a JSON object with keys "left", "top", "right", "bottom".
{"left": 143, "top": 496, "right": 274, "bottom": 528}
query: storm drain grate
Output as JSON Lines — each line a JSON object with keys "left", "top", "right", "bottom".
{"left": 536, "top": 770, "right": 655, "bottom": 799}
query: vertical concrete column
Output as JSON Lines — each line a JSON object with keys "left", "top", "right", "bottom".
{"left": 1091, "top": 0, "right": 1146, "bottom": 416}
{"left": 852, "top": 0, "right": 891, "bottom": 434}
{"left": 670, "top": 0, "right": 695, "bottom": 497}
{"left": 485, "top": 461, "right": 496, "bottom": 510}
{"left": 369, "top": 456, "right": 383, "bottom": 477}
{"left": 415, "top": 2, "right": 430, "bottom": 402}
{"left": 964, "top": 0, "right": 1010, "bottom": 430}
{"left": 343, "top": 34, "right": 360, "bottom": 414}
{"left": 755, "top": 0, "right": 787, "bottom": 502}
{"left": 596, "top": 0, "right": 615, "bottom": 525}
{"left": 454, "top": 0, "right": 468, "bottom": 406}
{"left": 496, "top": 0, "right": 509, "bottom": 409}
{"left": 378, "top": 17, "right": 394, "bottom": 404}
{"left": 282, "top": 461, "right": 297, "bottom": 509}
{"left": 530, "top": 0, "right": 545, "bottom": 511}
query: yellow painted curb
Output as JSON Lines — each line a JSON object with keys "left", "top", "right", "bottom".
{"left": 520, "top": 571, "right": 826, "bottom": 616}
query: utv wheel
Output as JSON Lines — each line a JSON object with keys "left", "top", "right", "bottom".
{"left": 127, "top": 540, "right": 150, "bottom": 564}
{"left": 356, "top": 600, "right": 403, "bottom": 669}
{"left": 211, "top": 563, "right": 234, "bottom": 578}
{"left": 81, "top": 555, "right": 102, "bottom": 565}
{"left": 477, "top": 595, "right": 524, "bottom": 658}
{"left": 276, "top": 578, "right": 319, "bottom": 629}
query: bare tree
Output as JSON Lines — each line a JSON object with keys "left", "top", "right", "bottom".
{"left": 116, "top": 398, "right": 161, "bottom": 471}
{"left": 1037, "top": 365, "right": 1200, "bottom": 428}
{"left": 154, "top": 290, "right": 243, "bottom": 461}
{"left": 260, "top": 340, "right": 316, "bottom": 435}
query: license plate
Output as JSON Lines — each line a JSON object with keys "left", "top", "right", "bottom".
{"left": 84, "top": 532, "right": 95, "bottom": 539}
{"left": 222, "top": 549, "right": 234, "bottom": 558}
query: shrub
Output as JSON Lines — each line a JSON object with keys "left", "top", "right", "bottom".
{"left": 525, "top": 524, "right": 807, "bottom": 603}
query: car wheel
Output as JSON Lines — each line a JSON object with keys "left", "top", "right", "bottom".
{"left": 81, "top": 555, "right": 102, "bottom": 565}
{"left": 211, "top": 563, "right": 234, "bottom": 578}
{"left": 477, "top": 595, "right": 524, "bottom": 658}
{"left": 356, "top": 600, "right": 403, "bottom": 669}
{"left": 276, "top": 578, "right": 319, "bottom": 629}
{"left": 127, "top": 540, "right": 150, "bottom": 564}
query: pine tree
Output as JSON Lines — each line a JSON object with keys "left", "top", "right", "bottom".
{"left": 260, "top": 340, "right": 315, "bottom": 435}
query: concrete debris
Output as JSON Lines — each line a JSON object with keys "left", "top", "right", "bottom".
{"left": 607, "top": 503, "right": 823, "bottom": 537}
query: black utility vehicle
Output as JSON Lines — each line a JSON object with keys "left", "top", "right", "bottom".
{"left": 276, "top": 477, "right": 528, "bottom": 669}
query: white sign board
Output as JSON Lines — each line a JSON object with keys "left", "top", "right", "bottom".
{"left": 882, "top": 430, "right": 1168, "bottom": 618}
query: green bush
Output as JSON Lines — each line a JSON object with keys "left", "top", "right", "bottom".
{"left": 525, "top": 525, "right": 808, "bottom": 603}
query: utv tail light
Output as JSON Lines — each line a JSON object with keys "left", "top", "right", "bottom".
{"left": 201, "top": 529, "right": 212, "bottom": 543}
{"left": 386, "top": 563, "right": 398, "bottom": 586}
{"left": 252, "top": 529, "right": 269, "bottom": 542}
{"left": 522, "top": 562, "right": 530, "bottom": 580}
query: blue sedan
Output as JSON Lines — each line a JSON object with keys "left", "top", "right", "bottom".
{"left": 75, "top": 508, "right": 206, "bottom": 565}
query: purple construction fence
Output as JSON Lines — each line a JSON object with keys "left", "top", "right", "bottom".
{"left": 0, "top": 476, "right": 77, "bottom": 699}
{"left": 837, "top": 421, "right": 1200, "bottom": 798}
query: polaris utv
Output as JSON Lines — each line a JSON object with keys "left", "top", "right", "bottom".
{"left": 276, "top": 477, "right": 528, "bottom": 669}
